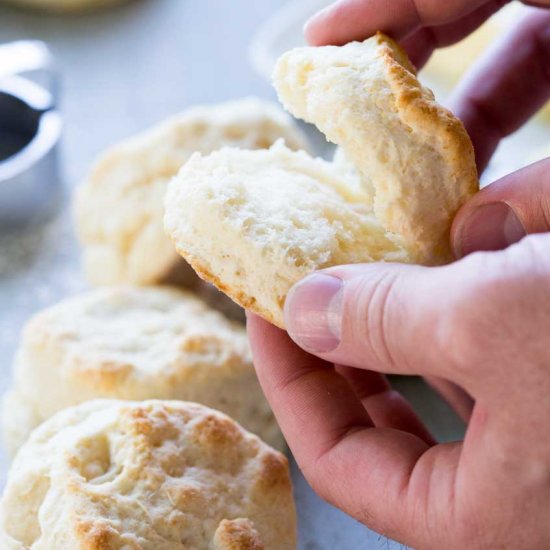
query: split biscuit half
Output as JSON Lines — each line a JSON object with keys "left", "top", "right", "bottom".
{"left": 165, "top": 34, "right": 479, "bottom": 328}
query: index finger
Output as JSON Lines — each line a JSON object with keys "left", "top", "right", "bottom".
{"left": 246, "top": 314, "right": 458, "bottom": 547}
{"left": 304, "top": 0, "right": 494, "bottom": 46}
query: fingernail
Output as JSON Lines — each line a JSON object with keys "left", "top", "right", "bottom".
{"left": 284, "top": 273, "right": 343, "bottom": 353}
{"left": 455, "top": 202, "right": 526, "bottom": 258}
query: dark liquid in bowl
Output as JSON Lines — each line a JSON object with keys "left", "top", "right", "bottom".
{"left": 0, "top": 91, "right": 40, "bottom": 162}
{"left": 0, "top": 130, "right": 32, "bottom": 161}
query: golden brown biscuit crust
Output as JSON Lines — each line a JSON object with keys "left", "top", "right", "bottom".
{"left": 380, "top": 34, "right": 478, "bottom": 260}
{"left": 213, "top": 519, "right": 264, "bottom": 550}
{"left": 274, "top": 32, "right": 479, "bottom": 264}
{"left": 0, "top": 400, "right": 296, "bottom": 549}
{"left": 1, "top": 286, "right": 284, "bottom": 455}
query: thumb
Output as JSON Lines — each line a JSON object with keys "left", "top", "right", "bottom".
{"left": 283, "top": 257, "right": 492, "bottom": 388}
{"left": 452, "top": 158, "right": 550, "bottom": 258}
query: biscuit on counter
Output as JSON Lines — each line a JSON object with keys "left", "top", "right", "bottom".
{"left": 0, "top": 400, "right": 296, "bottom": 549}
{"left": 164, "top": 34, "right": 479, "bottom": 329}
{"left": 1, "top": 286, "right": 283, "bottom": 455}
{"left": 75, "top": 97, "right": 310, "bottom": 288}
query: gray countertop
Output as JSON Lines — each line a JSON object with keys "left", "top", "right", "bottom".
{"left": 0, "top": 1, "right": 464, "bottom": 547}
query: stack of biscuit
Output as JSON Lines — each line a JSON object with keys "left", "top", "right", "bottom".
{"left": 0, "top": 98, "right": 306, "bottom": 548}
{"left": 1, "top": 34, "right": 480, "bottom": 549}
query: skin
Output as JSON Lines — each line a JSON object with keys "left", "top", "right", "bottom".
{"left": 247, "top": 2, "right": 550, "bottom": 548}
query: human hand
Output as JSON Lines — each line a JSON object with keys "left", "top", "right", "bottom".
{"left": 299, "top": 0, "right": 550, "bottom": 421}
{"left": 247, "top": 2, "right": 550, "bottom": 547}
{"left": 247, "top": 158, "right": 550, "bottom": 548}
{"left": 248, "top": 191, "right": 550, "bottom": 547}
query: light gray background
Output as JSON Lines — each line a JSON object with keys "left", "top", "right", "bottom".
{"left": 0, "top": 1, "right": 465, "bottom": 548}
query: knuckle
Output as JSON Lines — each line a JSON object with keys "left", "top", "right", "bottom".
{"left": 351, "top": 267, "right": 401, "bottom": 369}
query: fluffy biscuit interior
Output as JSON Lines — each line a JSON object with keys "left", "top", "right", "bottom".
{"left": 274, "top": 33, "right": 478, "bottom": 264}
{"left": 165, "top": 34, "right": 478, "bottom": 328}
{"left": 165, "top": 143, "right": 407, "bottom": 328}
{"left": 75, "top": 97, "right": 310, "bottom": 286}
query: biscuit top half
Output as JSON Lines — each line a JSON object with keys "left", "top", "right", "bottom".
{"left": 0, "top": 400, "right": 296, "bottom": 549}
{"left": 274, "top": 32, "right": 479, "bottom": 264}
